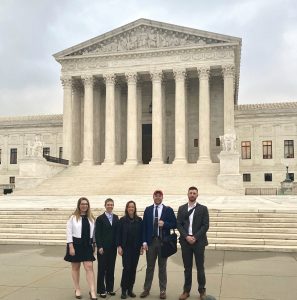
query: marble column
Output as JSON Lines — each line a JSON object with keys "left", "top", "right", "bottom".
{"left": 72, "top": 82, "right": 82, "bottom": 165}
{"left": 222, "top": 64, "right": 235, "bottom": 134}
{"left": 198, "top": 66, "right": 211, "bottom": 163}
{"left": 82, "top": 75, "right": 94, "bottom": 165}
{"left": 103, "top": 74, "right": 116, "bottom": 164}
{"left": 125, "top": 72, "right": 138, "bottom": 164}
{"left": 173, "top": 69, "right": 187, "bottom": 163}
{"left": 150, "top": 71, "right": 163, "bottom": 164}
{"left": 137, "top": 84, "right": 142, "bottom": 163}
{"left": 61, "top": 76, "right": 73, "bottom": 163}
{"left": 93, "top": 80, "right": 101, "bottom": 164}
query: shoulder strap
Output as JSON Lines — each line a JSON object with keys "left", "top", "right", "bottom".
{"left": 185, "top": 204, "right": 198, "bottom": 219}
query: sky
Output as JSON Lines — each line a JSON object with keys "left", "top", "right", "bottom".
{"left": 0, "top": 0, "right": 296, "bottom": 116}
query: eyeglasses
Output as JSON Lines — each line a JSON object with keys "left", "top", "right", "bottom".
{"left": 80, "top": 203, "right": 89, "bottom": 206}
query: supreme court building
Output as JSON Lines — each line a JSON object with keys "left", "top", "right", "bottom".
{"left": 0, "top": 19, "right": 296, "bottom": 194}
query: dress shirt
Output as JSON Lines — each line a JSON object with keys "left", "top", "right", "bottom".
{"left": 153, "top": 203, "right": 163, "bottom": 236}
{"left": 105, "top": 212, "right": 113, "bottom": 225}
{"left": 188, "top": 202, "right": 197, "bottom": 235}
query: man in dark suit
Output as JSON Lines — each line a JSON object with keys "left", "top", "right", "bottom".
{"left": 95, "top": 198, "right": 119, "bottom": 298}
{"left": 140, "top": 190, "right": 177, "bottom": 300}
{"left": 177, "top": 186, "right": 209, "bottom": 300}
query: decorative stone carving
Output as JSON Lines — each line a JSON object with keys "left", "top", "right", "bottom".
{"left": 150, "top": 71, "right": 163, "bottom": 82}
{"left": 67, "top": 25, "right": 227, "bottom": 56}
{"left": 222, "top": 64, "right": 235, "bottom": 78}
{"left": 103, "top": 73, "right": 116, "bottom": 85}
{"left": 173, "top": 69, "right": 186, "bottom": 81}
{"left": 197, "top": 66, "right": 210, "bottom": 80}
{"left": 82, "top": 75, "right": 94, "bottom": 87}
{"left": 60, "top": 76, "right": 72, "bottom": 88}
{"left": 125, "top": 72, "right": 138, "bottom": 84}
{"left": 26, "top": 138, "right": 44, "bottom": 158}
{"left": 220, "top": 131, "right": 237, "bottom": 152}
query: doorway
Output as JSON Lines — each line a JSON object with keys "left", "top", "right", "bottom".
{"left": 142, "top": 124, "right": 152, "bottom": 164}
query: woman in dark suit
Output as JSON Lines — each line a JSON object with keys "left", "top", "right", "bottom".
{"left": 117, "top": 201, "right": 143, "bottom": 299}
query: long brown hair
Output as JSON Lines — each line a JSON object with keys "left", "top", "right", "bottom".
{"left": 124, "top": 200, "right": 138, "bottom": 218}
{"left": 72, "top": 197, "right": 95, "bottom": 222}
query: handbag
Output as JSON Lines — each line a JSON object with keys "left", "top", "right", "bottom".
{"left": 160, "top": 229, "right": 177, "bottom": 258}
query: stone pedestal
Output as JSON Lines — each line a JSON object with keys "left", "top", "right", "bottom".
{"left": 217, "top": 151, "right": 243, "bottom": 193}
{"left": 16, "top": 157, "right": 66, "bottom": 190}
{"left": 279, "top": 180, "right": 297, "bottom": 195}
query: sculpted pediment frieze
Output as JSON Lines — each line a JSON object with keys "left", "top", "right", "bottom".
{"left": 66, "top": 25, "right": 228, "bottom": 57}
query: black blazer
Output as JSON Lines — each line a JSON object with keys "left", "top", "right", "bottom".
{"left": 95, "top": 213, "right": 119, "bottom": 249}
{"left": 117, "top": 216, "right": 143, "bottom": 250}
{"left": 177, "top": 203, "right": 209, "bottom": 247}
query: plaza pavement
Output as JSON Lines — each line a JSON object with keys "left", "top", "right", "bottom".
{"left": 0, "top": 244, "right": 296, "bottom": 300}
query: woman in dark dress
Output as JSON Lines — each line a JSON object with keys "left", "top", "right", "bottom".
{"left": 64, "top": 197, "right": 97, "bottom": 300}
{"left": 117, "top": 201, "right": 143, "bottom": 299}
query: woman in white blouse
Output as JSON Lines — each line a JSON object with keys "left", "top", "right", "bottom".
{"left": 64, "top": 197, "right": 97, "bottom": 300}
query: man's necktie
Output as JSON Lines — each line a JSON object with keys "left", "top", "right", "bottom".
{"left": 153, "top": 205, "right": 159, "bottom": 237}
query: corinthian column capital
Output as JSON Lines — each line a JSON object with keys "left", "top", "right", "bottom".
{"left": 60, "top": 76, "right": 72, "bottom": 88}
{"left": 125, "top": 72, "right": 138, "bottom": 84}
{"left": 103, "top": 73, "right": 116, "bottom": 85}
{"left": 150, "top": 71, "right": 163, "bottom": 82}
{"left": 81, "top": 75, "right": 94, "bottom": 87}
{"left": 197, "top": 66, "right": 210, "bottom": 80}
{"left": 173, "top": 68, "right": 186, "bottom": 81}
{"left": 222, "top": 64, "right": 235, "bottom": 78}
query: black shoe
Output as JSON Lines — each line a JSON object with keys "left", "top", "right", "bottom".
{"left": 107, "top": 291, "right": 116, "bottom": 296}
{"left": 99, "top": 293, "right": 106, "bottom": 298}
{"left": 140, "top": 290, "right": 150, "bottom": 298}
{"left": 89, "top": 291, "right": 98, "bottom": 300}
{"left": 128, "top": 290, "right": 136, "bottom": 298}
{"left": 121, "top": 290, "right": 127, "bottom": 299}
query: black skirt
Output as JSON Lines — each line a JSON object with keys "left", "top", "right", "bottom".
{"left": 64, "top": 242, "right": 95, "bottom": 263}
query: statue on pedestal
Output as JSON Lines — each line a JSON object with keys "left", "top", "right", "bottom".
{"left": 220, "top": 131, "right": 237, "bottom": 152}
{"left": 26, "top": 138, "right": 44, "bottom": 158}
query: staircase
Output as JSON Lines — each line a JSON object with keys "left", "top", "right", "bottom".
{"left": 0, "top": 208, "right": 296, "bottom": 252}
{"left": 14, "top": 163, "right": 238, "bottom": 196}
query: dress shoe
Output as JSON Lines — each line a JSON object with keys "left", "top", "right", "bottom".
{"left": 140, "top": 290, "right": 150, "bottom": 298}
{"left": 179, "top": 291, "right": 190, "bottom": 300}
{"left": 75, "top": 290, "right": 82, "bottom": 299}
{"left": 199, "top": 290, "right": 206, "bottom": 300}
{"left": 127, "top": 290, "right": 136, "bottom": 297}
{"left": 107, "top": 291, "right": 116, "bottom": 296}
{"left": 99, "top": 293, "right": 106, "bottom": 298}
{"left": 160, "top": 291, "right": 167, "bottom": 299}
{"left": 121, "top": 290, "right": 127, "bottom": 299}
{"left": 89, "top": 291, "right": 98, "bottom": 300}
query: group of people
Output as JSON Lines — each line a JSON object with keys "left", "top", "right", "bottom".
{"left": 64, "top": 187, "right": 209, "bottom": 300}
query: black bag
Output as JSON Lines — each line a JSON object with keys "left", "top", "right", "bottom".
{"left": 160, "top": 230, "right": 177, "bottom": 258}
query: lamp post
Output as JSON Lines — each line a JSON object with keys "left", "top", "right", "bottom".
{"left": 285, "top": 165, "right": 292, "bottom": 182}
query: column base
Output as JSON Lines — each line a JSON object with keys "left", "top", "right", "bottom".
{"left": 197, "top": 156, "right": 212, "bottom": 164}
{"left": 124, "top": 159, "right": 138, "bottom": 165}
{"left": 149, "top": 158, "right": 164, "bottom": 165}
{"left": 102, "top": 160, "right": 116, "bottom": 165}
{"left": 81, "top": 159, "right": 94, "bottom": 166}
{"left": 172, "top": 158, "right": 187, "bottom": 164}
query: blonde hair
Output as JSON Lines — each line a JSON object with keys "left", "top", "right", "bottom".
{"left": 72, "top": 197, "right": 95, "bottom": 222}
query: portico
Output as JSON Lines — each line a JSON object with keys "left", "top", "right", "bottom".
{"left": 55, "top": 19, "right": 241, "bottom": 166}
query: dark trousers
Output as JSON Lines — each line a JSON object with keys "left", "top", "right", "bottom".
{"left": 121, "top": 246, "right": 140, "bottom": 291}
{"left": 144, "top": 238, "right": 167, "bottom": 291}
{"left": 97, "top": 247, "right": 117, "bottom": 294}
{"left": 180, "top": 239, "right": 206, "bottom": 293}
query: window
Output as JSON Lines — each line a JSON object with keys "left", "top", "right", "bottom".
{"left": 10, "top": 148, "right": 17, "bottom": 164}
{"left": 9, "top": 176, "right": 15, "bottom": 184}
{"left": 194, "top": 139, "right": 198, "bottom": 147}
{"left": 263, "top": 141, "right": 272, "bottom": 159}
{"left": 43, "top": 147, "right": 50, "bottom": 157}
{"left": 216, "top": 138, "right": 220, "bottom": 147}
{"left": 284, "top": 140, "right": 294, "bottom": 158}
{"left": 264, "top": 173, "right": 272, "bottom": 181}
{"left": 241, "top": 141, "right": 251, "bottom": 159}
{"left": 243, "top": 173, "right": 251, "bottom": 182}
{"left": 289, "top": 173, "right": 294, "bottom": 181}
{"left": 59, "top": 147, "right": 63, "bottom": 159}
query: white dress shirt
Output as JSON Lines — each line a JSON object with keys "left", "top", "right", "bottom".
{"left": 188, "top": 202, "right": 197, "bottom": 235}
{"left": 153, "top": 203, "right": 163, "bottom": 236}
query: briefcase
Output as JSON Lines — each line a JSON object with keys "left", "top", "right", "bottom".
{"left": 160, "top": 230, "right": 177, "bottom": 258}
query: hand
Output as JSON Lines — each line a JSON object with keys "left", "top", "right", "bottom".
{"left": 118, "top": 246, "right": 123, "bottom": 256}
{"left": 98, "top": 248, "right": 104, "bottom": 255}
{"left": 69, "top": 245, "right": 75, "bottom": 256}
{"left": 186, "top": 236, "right": 196, "bottom": 245}
{"left": 142, "top": 244, "right": 148, "bottom": 251}
{"left": 158, "top": 220, "right": 164, "bottom": 227}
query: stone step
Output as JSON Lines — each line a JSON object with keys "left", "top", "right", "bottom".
{"left": 0, "top": 233, "right": 65, "bottom": 240}
{"left": 0, "top": 239, "right": 65, "bottom": 246}
{"left": 213, "top": 244, "right": 297, "bottom": 252}
{"left": 210, "top": 222, "right": 297, "bottom": 228}
{"left": 0, "top": 228, "right": 66, "bottom": 234}
{"left": 208, "top": 226, "right": 297, "bottom": 234}
{"left": 208, "top": 231, "right": 297, "bottom": 240}
{"left": 210, "top": 217, "right": 297, "bottom": 223}
{"left": 208, "top": 237, "right": 297, "bottom": 246}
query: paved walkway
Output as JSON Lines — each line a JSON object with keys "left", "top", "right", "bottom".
{"left": 0, "top": 245, "right": 296, "bottom": 300}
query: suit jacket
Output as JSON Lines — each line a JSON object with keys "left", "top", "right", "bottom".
{"left": 177, "top": 203, "right": 209, "bottom": 247}
{"left": 142, "top": 204, "right": 177, "bottom": 246}
{"left": 117, "top": 216, "right": 143, "bottom": 250}
{"left": 95, "top": 212, "right": 119, "bottom": 249}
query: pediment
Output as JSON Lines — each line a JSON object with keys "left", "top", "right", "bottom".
{"left": 54, "top": 19, "right": 241, "bottom": 59}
